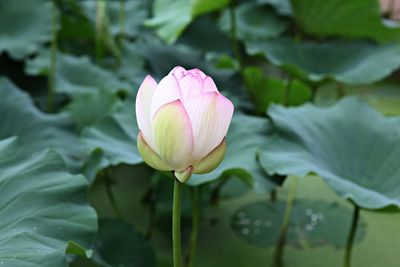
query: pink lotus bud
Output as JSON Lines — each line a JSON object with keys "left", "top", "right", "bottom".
{"left": 136, "top": 66, "right": 234, "bottom": 183}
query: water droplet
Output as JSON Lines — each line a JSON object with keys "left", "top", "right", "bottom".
{"left": 241, "top": 228, "right": 250, "bottom": 235}
{"left": 306, "top": 209, "right": 313, "bottom": 216}
{"left": 1, "top": 261, "right": 3, "bottom": 265}
{"left": 37, "top": 249, "right": 41, "bottom": 253}
{"left": 254, "top": 219, "right": 262, "bottom": 226}
{"left": 33, "top": 226, "right": 37, "bottom": 231}
{"left": 311, "top": 214, "right": 319, "bottom": 221}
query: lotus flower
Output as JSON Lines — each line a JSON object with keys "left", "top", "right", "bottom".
{"left": 136, "top": 66, "right": 234, "bottom": 183}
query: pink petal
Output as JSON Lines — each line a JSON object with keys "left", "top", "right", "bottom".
{"left": 136, "top": 75, "right": 157, "bottom": 149}
{"left": 169, "top": 66, "right": 187, "bottom": 79}
{"left": 187, "top": 68, "right": 207, "bottom": 79}
{"left": 183, "top": 92, "right": 234, "bottom": 160}
{"left": 178, "top": 73, "right": 203, "bottom": 100}
{"left": 151, "top": 74, "right": 182, "bottom": 119}
{"left": 202, "top": 76, "right": 219, "bottom": 93}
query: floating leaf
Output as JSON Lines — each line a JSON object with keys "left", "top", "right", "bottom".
{"left": 232, "top": 200, "right": 366, "bottom": 248}
{"left": 259, "top": 97, "right": 400, "bottom": 209}
{"left": 291, "top": 0, "right": 400, "bottom": 42}
{"left": 246, "top": 38, "right": 400, "bottom": 85}
{"left": 0, "top": 0, "right": 53, "bottom": 59}
{"left": 189, "top": 113, "right": 283, "bottom": 193}
{"left": 91, "top": 219, "right": 156, "bottom": 267}
{"left": 0, "top": 77, "right": 85, "bottom": 171}
{"left": 0, "top": 137, "right": 97, "bottom": 266}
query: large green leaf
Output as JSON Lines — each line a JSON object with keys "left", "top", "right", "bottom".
{"left": 189, "top": 113, "right": 283, "bottom": 193}
{"left": 0, "top": 0, "right": 53, "bottom": 59}
{"left": 145, "top": 0, "right": 230, "bottom": 43}
{"left": 259, "top": 97, "right": 400, "bottom": 209}
{"left": 25, "top": 50, "right": 130, "bottom": 96}
{"left": 81, "top": 98, "right": 142, "bottom": 181}
{"left": 219, "top": 2, "right": 288, "bottom": 41}
{"left": 91, "top": 219, "right": 156, "bottom": 267}
{"left": 0, "top": 137, "right": 97, "bottom": 266}
{"left": 291, "top": 0, "right": 400, "bottom": 42}
{"left": 246, "top": 38, "right": 400, "bottom": 85}
{"left": 0, "top": 77, "right": 85, "bottom": 171}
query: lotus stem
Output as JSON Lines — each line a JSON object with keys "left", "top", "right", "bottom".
{"left": 173, "top": 177, "right": 183, "bottom": 267}
{"left": 104, "top": 169, "right": 123, "bottom": 219}
{"left": 48, "top": 1, "right": 58, "bottom": 113}
{"left": 344, "top": 204, "right": 360, "bottom": 267}
{"left": 185, "top": 187, "right": 200, "bottom": 267}
{"left": 95, "top": 0, "right": 106, "bottom": 61}
{"left": 274, "top": 176, "right": 298, "bottom": 266}
{"left": 118, "top": 0, "right": 126, "bottom": 43}
{"left": 229, "top": 3, "right": 242, "bottom": 68}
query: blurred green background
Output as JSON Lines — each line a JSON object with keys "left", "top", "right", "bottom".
{"left": 1, "top": 0, "right": 400, "bottom": 267}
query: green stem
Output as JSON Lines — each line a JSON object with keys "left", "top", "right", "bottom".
{"left": 274, "top": 177, "right": 298, "bottom": 266}
{"left": 284, "top": 77, "right": 293, "bottom": 106}
{"left": 337, "top": 82, "right": 345, "bottom": 98}
{"left": 344, "top": 205, "right": 360, "bottom": 267}
{"left": 48, "top": 1, "right": 58, "bottom": 113}
{"left": 229, "top": 3, "right": 242, "bottom": 68}
{"left": 173, "top": 177, "right": 183, "bottom": 267}
{"left": 270, "top": 189, "right": 277, "bottom": 202}
{"left": 95, "top": 0, "right": 106, "bottom": 61}
{"left": 118, "top": 0, "right": 126, "bottom": 43}
{"left": 210, "top": 176, "right": 228, "bottom": 205}
{"left": 186, "top": 187, "right": 200, "bottom": 267}
{"left": 104, "top": 170, "right": 123, "bottom": 219}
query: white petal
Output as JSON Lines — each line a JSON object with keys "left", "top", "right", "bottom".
{"left": 151, "top": 74, "right": 182, "bottom": 118}
{"left": 136, "top": 75, "right": 157, "bottom": 148}
{"left": 184, "top": 92, "right": 234, "bottom": 160}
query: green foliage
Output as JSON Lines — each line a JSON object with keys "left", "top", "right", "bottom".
{"left": 92, "top": 219, "right": 156, "bottom": 267}
{"left": 0, "top": 78, "right": 85, "bottom": 171}
{"left": 219, "top": 2, "right": 288, "bottom": 41}
{"left": 246, "top": 38, "right": 400, "bottom": 85}
{"left": 0, "top": 0, "right": 53, "bottom": 59}
{"left": 0, "top": 137, "right": 97, "bottom": 266}
{"left": 259, "top": 98, "right": 400, "bottom": 209}
{"left": 291, "top": 0, "right": 400, "bottom": 42}
{"left": 243, "top": 67, "right": 311, "bottom": 113}
{"left": 145, "top": 0, "right": 230, "bottom": 43}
